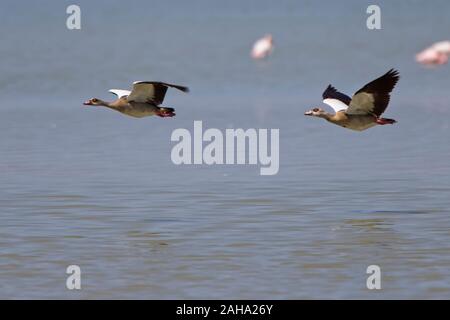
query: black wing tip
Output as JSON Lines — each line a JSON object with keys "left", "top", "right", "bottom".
{"left": 135, "top": 81, "right": 190, "bottom": 93}
{"left": 386, "top": 68, "right": 400, "bottom": 80}
{"left": 177, "top": 85, "right": 190, "bottom": 93}
{"left": 322, "top": 84, "right": 335, "bottom": 98}
{"left": 386, "top": 69, "right": 400, "bottom": 90}
{"left": 162, "top": 82, "right": 190, "bottom": 93}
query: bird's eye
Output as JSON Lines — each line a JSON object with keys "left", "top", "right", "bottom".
{"left": 313, "top": 108, "right": 319, "bottom": 112}
{"left": 92, "top": 99, "right": 98, "bottom": 103}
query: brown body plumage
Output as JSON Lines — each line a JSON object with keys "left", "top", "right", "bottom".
{"left": 98, "top": 98, "right": 162, "bottom": 118}
{"left": 323, "top": 111, "right": 378, "bottom": 131}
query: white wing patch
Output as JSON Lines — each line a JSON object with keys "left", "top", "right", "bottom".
{"left": 323, "top": 98, "right": 348, "bottom": 113}
{"left": 109, "top": 89, "right": 131, "bottom": 99}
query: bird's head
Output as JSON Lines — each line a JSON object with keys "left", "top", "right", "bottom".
{"left": 304, "top": 107, "right": 327, "bottom": 118}
{"left": 83, "top": 98, "right": 106, "bottom": 106}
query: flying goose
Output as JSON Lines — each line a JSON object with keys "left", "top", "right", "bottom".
{"left": 84, "top": 81, "right": 189, "bottom": 118}
{"left": 305, "top": 69, "right": 400, "bottom": 131}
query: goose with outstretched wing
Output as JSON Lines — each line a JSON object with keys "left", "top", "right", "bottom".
{"left": 84, "top": 81, "right": 189, "bottom": 118}
{"left": 305, "top": 69, "right": 399, "bottom": 131}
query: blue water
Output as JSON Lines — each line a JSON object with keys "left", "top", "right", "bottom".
{"left": 0, "top": 0, "right": 450, "bottom": 299}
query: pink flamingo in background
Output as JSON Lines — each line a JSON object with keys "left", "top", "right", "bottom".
{"left": 251, "top": 34, "right": 274, "bottom": 60}
{"left": 416, "top": 41, "right": 450, "bottom": 66}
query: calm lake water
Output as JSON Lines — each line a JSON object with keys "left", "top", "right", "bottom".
{"left": 1, "top": 0, "right": 450, "bottom": 299}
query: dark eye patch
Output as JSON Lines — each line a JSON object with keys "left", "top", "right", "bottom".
{"left": 313, "top": 108, "right": 319, "bottom": 112}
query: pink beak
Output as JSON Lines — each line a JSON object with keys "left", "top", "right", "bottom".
{"left": 83, "top": 100, "right": 92, "bottom": 105}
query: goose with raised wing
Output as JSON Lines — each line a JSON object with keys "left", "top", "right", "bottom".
{"left": 305, "top": 69, "right": 399, "bottom": 131}
{"left": 84, "top": 81, "right": 189, "bottom": 118}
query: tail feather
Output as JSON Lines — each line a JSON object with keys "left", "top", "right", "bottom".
{"left": 376, "top": 117, "right": 397, "bottom": 125}
{"left": 157, "top": 107, "right": 176, "bottom": 118}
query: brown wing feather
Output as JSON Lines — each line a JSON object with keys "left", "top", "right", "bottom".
{"left": 135, "top": 82, "right": 189, "bottom": 105}
{"left": 128, "top": 81, "right": 189, "bottom": 105}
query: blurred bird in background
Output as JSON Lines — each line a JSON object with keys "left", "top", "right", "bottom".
{"left": 416, "top": 41, "right": 450, "bottom": 66}
{"left": 251, "top": 34, "right": 274, "bottom": 59}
